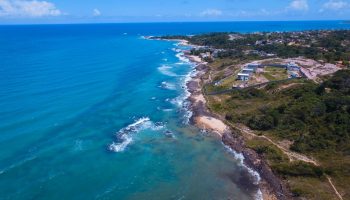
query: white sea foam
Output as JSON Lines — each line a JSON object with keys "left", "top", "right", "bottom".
{"left": 0, "top": 156, "right": 37, "bottom": 176}
{"left": 223, "top": 144, "right": 263, "bottom": 200}
{"left": 170, "top": 41, "right": 263, "bottom": 199}
{"left": 109, "top": 117, "right": 150, "bottom": 152}
{"left": 224, "top": 145, "right": 261, "bottom": 183}
{"left": 158, "top": 65, "right": 178, "bottom": 77}
{"left": 176, "top": 52, "right": 190, "bottom": 63}
{"left": 160, "top": 81, "right": 176, "bottom": 90}
{"left": 73, "top": 140, "right": 84, "bottom": 152}
{"left": 175, "top": 61, "right": 187, "bottom": 65}
{"left": 167, "top": 45, "right": 197, "bottom": 124}
{"left": 109, "top": 117, "right": 165, "bottom": 153}
{"left": 172, "top": 48, "right": 182, "bottom": 52}
{"left": 255, "top": 189, "right": 263, "bottom": 200}
{"left": 109, "top": 134, "right": 133, "bottom": 152}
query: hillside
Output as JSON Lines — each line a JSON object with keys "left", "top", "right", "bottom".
{"left": 207, "top": 70, "right": 350, "bottom": 199}
{"left": 160, "top": 30, "right": 350, "bottom": 199}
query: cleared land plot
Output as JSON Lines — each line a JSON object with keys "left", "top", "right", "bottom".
{"left": 262, "top": 66, "right": 288, "bottom": 81}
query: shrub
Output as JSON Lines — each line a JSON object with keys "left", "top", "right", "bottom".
{"left": 247, "top": 115, "right": 274, "bottom": 131}
{"left": 272, "top": 162, "right": 324, "bottom": 178}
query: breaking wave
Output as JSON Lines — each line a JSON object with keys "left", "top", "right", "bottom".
{"left": 176, "top": 52, "right": 190, "bottom": 63}
{"left": 166, "top": 46, "right": 196, "bottom": 124}
{"left": 108, "top": 117, "right": 165, "bottom": 153}
{"left": 159, "top": 81, "right": 176, "bottom": 90}
{"left": 158, "top": 65, "right": 178, "bottom": 77}
{"left": 223, "top": 144, "right": 263, "bottom": 200}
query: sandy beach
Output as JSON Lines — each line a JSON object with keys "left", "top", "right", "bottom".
{"left": 182, "top": 44, "right": 288, "bottom": 200}
{"left": 185, "top": 71, "right": 229, "bottom": 137}
{"left": 194, "top": 116, "right": 228, "bottom": 136}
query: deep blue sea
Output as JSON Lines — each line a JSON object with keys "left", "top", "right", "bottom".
{"left": 1, "top": 21, "right": 350, "bottom": 200}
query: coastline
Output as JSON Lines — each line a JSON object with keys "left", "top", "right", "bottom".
{"left": 180, "top": 41, "right": 289, "bottom": 200}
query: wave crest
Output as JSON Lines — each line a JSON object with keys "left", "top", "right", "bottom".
{"left": 223, "top": 144, "right": 263, "bottom": 200}
{"left": 158, "top": 65, "right": 178, "bottom": 77}
{"left": 108, "top": 117, "right": 165, "bottom": 153}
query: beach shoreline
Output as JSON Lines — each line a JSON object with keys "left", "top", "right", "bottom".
{"left": 179, "top": 41, "right": 289, "bottom": 200}
{"left": 146, "top": 36, "right": 287, "bottom": 200}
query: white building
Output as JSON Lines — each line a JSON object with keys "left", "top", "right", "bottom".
{"left": 237, "top": 73, "right": 250, "bottom": 81}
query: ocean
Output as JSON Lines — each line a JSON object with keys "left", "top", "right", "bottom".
{"left": 1, "top": 21, "right": 349, "bottom": 200}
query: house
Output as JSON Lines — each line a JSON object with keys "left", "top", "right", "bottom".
{"left": 287, "top": 62, "right": 300, "bottom": 71}
{"left": 289, "top": 71, "right": 300, "bottom": 78}
{"left": 242, "top": 68, "right": 254, "bottom": 74}
{"left": 199, "top": 52, "right": 211, "bottom": 59}
{"left": 237, "top": 73, "right": 250, "bottom": 81}
{"left": 246, "top": 64, "right": 259, "bottom": 71}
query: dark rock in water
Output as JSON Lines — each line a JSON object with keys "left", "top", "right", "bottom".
{"left": 222, "top": 131, "right": 291, "bottom": 200}
{"left": 164, "top": 130, "right": 174, "bottom": 137}
{"left": 155, "top": 122, "right": 163, "bottom": 127}
{"left": 221, "top": 170, "right": 259, "bottom": 198}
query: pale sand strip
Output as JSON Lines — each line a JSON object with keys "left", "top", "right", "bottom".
{"left": 195, "top": 116, "right": 228, "bottom": 137}
{"left": 188, "top": 55, "right": 203, "bottom": 63}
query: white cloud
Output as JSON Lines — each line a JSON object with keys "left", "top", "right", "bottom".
{"left": 200, "top": 9, "right": 222, "bottom": 17}
{"left": 288, "top": 0, "right": 309, "bottom": 11}
{"left": 322, "top": 0, "right": 348, "bottom": 10}
{"left": 0, "top": 0, "right": 61, "bottom": 17}
{"left": 93, "top": 8, "right": 100, "bottom": 16}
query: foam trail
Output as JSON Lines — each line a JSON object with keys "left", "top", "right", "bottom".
{"left": 109, "top": 117, "right": 165, "bottom": 153}
{"left": 160, "top": 81, "right": 176, "bottom": 90}
{"left": 0, "top": 156, "right": 37, "bottom": 175}
{"left": 176, "top": 52, "right": 190, "bottom": 63}
{"left": 109, "top": 135, "right": 133, "bottom": 153}
{"left": 158, "top": 65, "right": 178, "bottom": 77}
{"left": 168, "top": 44, "right": 197, "bottom": 124}
{"left": 173, "top": 40, "right": 263, "bottom": 199}
{"left": 109, "top": 117, "right": 151, "bottom": 152}
{"left": 223, "top": 144, "right": 263, "bottom": 200}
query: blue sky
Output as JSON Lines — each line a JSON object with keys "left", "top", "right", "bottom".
{"left": 0, "top": 0, "right": 350, "bottom": 24}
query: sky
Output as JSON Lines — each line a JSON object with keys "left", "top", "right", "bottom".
{"left": 0, "top": 0, "right": 350, "bottom": 24}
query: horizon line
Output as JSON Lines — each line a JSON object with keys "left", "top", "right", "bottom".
{"left": 0, "top": 19, "right": 349, "bottom": 26}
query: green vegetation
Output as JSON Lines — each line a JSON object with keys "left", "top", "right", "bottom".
{"left": 160, "top": 30, "right": 350, "bottom": 199}
{"left": 208, "top": 70, "right": 350, "bottom": 199}
{"left": 222, "top": 70, "right": 350, "bottom": 154}
{"left": 246, "top": 138, "right": 289, "bottom": 164}
{"left": 263, "top": 67, "right": 288, "bottom": 81}
{"left": 160, "top": 30, "right": 350, "bottom": 66}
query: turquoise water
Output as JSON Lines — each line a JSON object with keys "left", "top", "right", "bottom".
{"left": 1, "top": 22, "right": 350, "bottom": 200}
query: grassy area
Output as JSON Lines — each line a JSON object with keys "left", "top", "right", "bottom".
{"left": 209, "top": 58, "right": 237, "bottom": 70}
{"left": 246, "top": 138, "right": 338, "bottom": 199}
{"left": 206, "top": 71, "right": 350, "bottom": 199}
{"left": 262, "top": 66, "right": 288, "bottom": 81}
{"left": 246, "top": 138, "right": 289, "bottom": 164}
{"left": 288, "top": 177, "right": 339, "bottom": 199}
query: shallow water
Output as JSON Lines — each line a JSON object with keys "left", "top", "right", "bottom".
{"left": 1, "top": 22, "right": 349, "bottom": 200}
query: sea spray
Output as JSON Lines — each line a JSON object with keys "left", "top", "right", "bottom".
{"left": 169, "top": 44, "right": 197, "bottom": 124}
{"left": 177, "top": 38, "right": 264, "bottom": 200}
{"left": 158, "top": 65, "right": 179, "bottom": 77}
{"left": 109, "top": 117, "right": 166, "bottom": 153}
{"left": 159, "top": 81, "right": 177, "bottom": 90}
{"left": 223, "top": 144, "right": 263, "bottom": 200}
